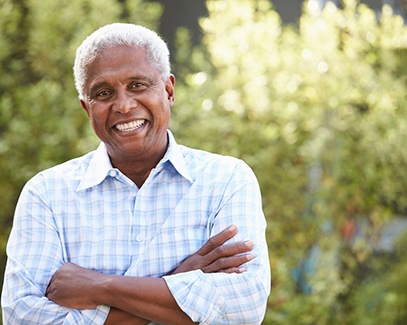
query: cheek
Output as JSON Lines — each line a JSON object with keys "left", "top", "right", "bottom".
{"left": 160, "top": 107, "right": 171, "bottom": 126}
{"left": 88, "top": 105, "right": 106, "bottom": 123}
{"left": 88, "top": 111, "right": 108, "bottom": 133}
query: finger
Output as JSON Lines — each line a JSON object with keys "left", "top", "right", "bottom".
{"left": 205, "top": 240, "right": 254, "bottom": 262}
{"left": 195, "top": 225, "right": 238, "bottom": 256}
{"left": 218, "top": 267, "right": 247, "bottom": 274}
{"left": 202, "top": 252, "right": 255, "bottom": 273}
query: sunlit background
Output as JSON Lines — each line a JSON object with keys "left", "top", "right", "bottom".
{"left": 0, "top": 0, "right": 406, "bottom": 323}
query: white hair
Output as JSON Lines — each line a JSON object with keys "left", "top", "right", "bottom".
{"left": 74, "top": 23, "right": 171, "bottom": 100}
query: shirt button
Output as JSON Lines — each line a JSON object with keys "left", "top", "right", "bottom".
{"left": 136, "top": 234, "right": 144, "bottom": 242}
{"left": 109, "top": 170, "right": 117, "bottom": 177}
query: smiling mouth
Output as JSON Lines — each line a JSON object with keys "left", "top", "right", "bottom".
{"left": 115, "top": 120, "right": 146, "bottom": 132}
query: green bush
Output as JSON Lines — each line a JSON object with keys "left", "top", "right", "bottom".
{"left": 170, "top": 0, "right": 407, "bottom": 323}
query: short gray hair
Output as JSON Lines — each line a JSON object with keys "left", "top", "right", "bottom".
{"left": 74, "top": 23, "right": 171, "bottom": 100}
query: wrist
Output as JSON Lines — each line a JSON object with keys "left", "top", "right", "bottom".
{"left": 92, "top": 272, "right": 115, "bottom": 306}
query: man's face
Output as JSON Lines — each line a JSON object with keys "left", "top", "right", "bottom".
{"left": 80, "top": 45, "right": 175, "bottom": 165}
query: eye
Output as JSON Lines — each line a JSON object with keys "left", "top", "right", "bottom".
{"left": 90, "top": 89, "right": 113, "bottom": 101}
{"left": 129, "top": 82, "right": 147, "bottom": 91}
{"left": 96, "top": 90, "right": 112, "bottom": 97}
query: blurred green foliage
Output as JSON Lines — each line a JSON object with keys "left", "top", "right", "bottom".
{"left": 1, "top": 0, "right": 406, "bottom": 324}
{"left": 171, "top": 0, "right": 407, "bottom": 324}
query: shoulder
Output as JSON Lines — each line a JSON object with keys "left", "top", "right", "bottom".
{"left": 25, "top": 150, "right": 95, "bottom": 191}
{"left": 178, "top": 144, "right": 256, "bottom": 183}
{"left": 179, "top": 144, "right": 239, "bottom": 167}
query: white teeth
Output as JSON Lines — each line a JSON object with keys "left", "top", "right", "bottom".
{"left": 115, "top": 120, "right": 145, "bottom": 132}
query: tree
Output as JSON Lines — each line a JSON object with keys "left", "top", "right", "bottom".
{"left": 170, "top": 0, "right": 407, "bottom": 323}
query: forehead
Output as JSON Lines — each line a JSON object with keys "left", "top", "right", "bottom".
{"left": 85, "top": 45, "right": 158, "bottom": 84}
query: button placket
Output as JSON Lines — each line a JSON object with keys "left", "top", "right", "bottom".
{"left": 133, "top": 191, "right": 147, "bottom": 248}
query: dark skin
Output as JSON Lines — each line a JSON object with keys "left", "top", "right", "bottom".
{"left": 46, "top": 45, "right": 254, "bottom": 323}
{"left": 46, "top": 225, "right": 254, "bottom": 324}
{"left": 79, "top": 45, "right": 173, "bottom": 187}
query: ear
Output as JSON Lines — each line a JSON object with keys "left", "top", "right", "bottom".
{"left": 80, "top": 99, "right": 90, "bottom": 117}
{"left": 165, "top": 74, "right": 176, "bottom": 106}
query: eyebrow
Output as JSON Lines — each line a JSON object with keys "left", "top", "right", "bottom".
{"left": 88, "top": 81, "right": 110, "bottom": 97}
{"left": 127, "top": 75, "right": 156, "bottom": 85}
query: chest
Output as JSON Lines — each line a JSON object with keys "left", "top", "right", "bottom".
{"left": 52, "top": 176, "right": 220, "bottom": 277}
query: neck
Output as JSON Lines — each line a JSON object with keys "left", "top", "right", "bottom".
{"left": 109, "top": 145, "right": 168, "bottom": 188}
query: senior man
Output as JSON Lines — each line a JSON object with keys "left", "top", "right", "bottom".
{"left": 2, "top": 23, "right": 270, "bottom": 324}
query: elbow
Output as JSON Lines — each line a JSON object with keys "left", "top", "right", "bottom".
{"left": 224, "top": 273, "right": 271, "bottom": 324}
{"left": 245, "top": 282, "right": 270, "bottom": 324}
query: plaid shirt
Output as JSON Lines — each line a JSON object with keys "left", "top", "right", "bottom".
{"left": 2, "top": 131, "right": 270, "bottom": 324}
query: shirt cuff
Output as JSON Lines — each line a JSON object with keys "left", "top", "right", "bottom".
{"left": 163, "top": 270, "right": 227, "bottom": 324}
{"left": 81, "top": 304, "right": 110, "bottom": 324}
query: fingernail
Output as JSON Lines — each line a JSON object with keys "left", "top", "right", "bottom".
{"left": 246, "top": 253, "right": 255, "bottom": 261}
{"left": 245, "top": 241, "right": 254, "bottom": 248}
{"left": 238, "top": 267, "right": 247, "bottom": 273}
{"left": 229, "top": 225, "right": 237, "bottom": 232}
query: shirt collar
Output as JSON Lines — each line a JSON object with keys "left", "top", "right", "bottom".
{"left": 160, "top": 130, "right": 193, "bottom": 183}
{"left": 76, "top": 141, "right": 114, "bottom": 191}
{"left": 76, "top": 130, "right": 192, "bottom": 191}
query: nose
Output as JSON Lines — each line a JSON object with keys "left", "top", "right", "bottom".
{"left": 113, "top": 90, "right": 138, "bottom": 114}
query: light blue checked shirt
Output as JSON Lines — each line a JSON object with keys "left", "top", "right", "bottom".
{"left": 2, "top": 131, "right": 270, "bottom": 324}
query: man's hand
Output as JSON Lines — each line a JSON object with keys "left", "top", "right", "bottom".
{"left": 46, "top": 262, "right": 103, "bottom": 309}
{"left": 172, "top": 225, "right": 254, "bottom": 274}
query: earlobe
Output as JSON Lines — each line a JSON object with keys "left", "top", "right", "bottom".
{"left": 166, "top": 74, "right": 176, "bottom": 105}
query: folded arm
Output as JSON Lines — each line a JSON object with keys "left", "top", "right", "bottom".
{"left": 46, "top": 225, "right": 254, "bottom": 324}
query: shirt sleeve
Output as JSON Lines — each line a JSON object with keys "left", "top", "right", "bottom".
{"left": 163, "top": 160, "right": 271, "bottom": 324}
{"left": 1, "top": 175, "right": 110, "bottom": 325}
